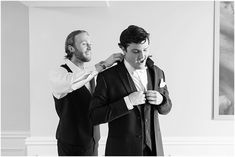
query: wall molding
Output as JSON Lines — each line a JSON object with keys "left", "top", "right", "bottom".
{"left": 162, "top": 136, "right": 233, "bottom": 145}
{"left": 25, "top": 136, "right": 234, "bottom": 156}
{"left": 1, "top": 131, "right": 30, "bottom": 138}
{"left": 1, "top": 131, "right": 30, "bottom": 156}
{"left": 20, "top": 1, "right": 110, "bottom": 8}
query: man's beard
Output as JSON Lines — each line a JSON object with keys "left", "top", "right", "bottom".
{"left": 75, "top": 52, "right": 91, "bottom": 62}
{"left": 80, "top": 56, "right": 91, "bottom": 62}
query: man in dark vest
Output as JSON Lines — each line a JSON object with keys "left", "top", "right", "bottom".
{"left": 89, "top": 25, "right": 172, "bottom": 156}
{"left": 49, "top": 30, "right": 123, "bottom": 156}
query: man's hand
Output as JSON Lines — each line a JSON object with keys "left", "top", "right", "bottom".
{"left": 145, "top": 90, "right": 163, "bottom": 105}
{"left": 128, "top": 91, "right": 146, "bottom": 106}
{"left": 104, "top": 53, "right": 124, "bottom": 67}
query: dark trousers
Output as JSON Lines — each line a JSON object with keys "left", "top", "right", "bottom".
{"left": 57, "top": 140, "right": 98, "bottom": 156}
{"left": 143, "top": 144, "right": 156, "bottom": 156}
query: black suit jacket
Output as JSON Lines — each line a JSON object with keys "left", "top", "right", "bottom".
{"left": 89, "top": 59, "right": 172, "bottom": 155}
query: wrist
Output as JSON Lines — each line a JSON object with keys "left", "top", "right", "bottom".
{"left": 99, "top": 61, "right": 107, "bottom": 70}
{"left": 95, "top": 61, "right": 107, "bottom": 73}
{"left": 95, "top": 63, "right": 103, "bottom": 72}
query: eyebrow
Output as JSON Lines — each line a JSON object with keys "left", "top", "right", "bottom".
{"left": 80, "top": 40, "right": 91, "bottom": 43}
{"left": 131, "top": 47, "right": 149, "bottom": 51}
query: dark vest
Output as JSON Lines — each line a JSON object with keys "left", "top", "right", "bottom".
{"left": 138, "top": 69, "right": 155, "bottom": 152}
{"left": 128, "top": 68, "right": 155, "bottom": 153}
{"left": 53, "top": 64, "right": 100, "bottom": 147}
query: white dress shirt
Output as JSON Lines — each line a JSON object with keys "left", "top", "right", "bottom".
{"left": 123, "top": 59, "right": 148, "bottom": 110}
{"left": 49, "top": 59, "right": 98, "bottom": 99}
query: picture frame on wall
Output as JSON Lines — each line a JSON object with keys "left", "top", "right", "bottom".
{"left": 213, "top": 1, "right": 234, "bottom": 120}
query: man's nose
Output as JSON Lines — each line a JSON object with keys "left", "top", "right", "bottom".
{"left": 87, "top": 44, "right": 91, "bottom": 50}
{"left": 139, "top": 52, "right": 144, "bottom": 59}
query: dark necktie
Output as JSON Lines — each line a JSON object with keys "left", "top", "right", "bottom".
{"left": 89, "top": 78, "right": 95, "bottom": 94}
{"left": 89, "top": 78, "right": 100, "bottom": 142}
{"left": 144, "top": 69, "right": 153, "bottom": 150}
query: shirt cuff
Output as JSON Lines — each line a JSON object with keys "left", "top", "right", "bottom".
{"left": 124, "top": 96, "right": 134, "bottom": 110}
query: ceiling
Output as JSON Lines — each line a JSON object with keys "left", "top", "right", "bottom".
{"left": 20, "top": 1, "right": 110, "bottom": 7}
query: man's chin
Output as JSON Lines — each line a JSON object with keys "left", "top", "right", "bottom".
{"left": 83, "top": 56, "right": 91, "bottom": 62}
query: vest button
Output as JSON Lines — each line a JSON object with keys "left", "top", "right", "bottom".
{"left": 136, "top": 135, "right": 142, "bottom": 138}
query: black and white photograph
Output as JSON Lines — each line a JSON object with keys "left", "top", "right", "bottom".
{"left": 213, "top": 1, "right": 234, "bottom": 120}
{"left": 1, "top": 0, "right": 234, "bottom": 156}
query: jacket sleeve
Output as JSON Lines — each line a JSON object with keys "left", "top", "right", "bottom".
{"left": 89, "top": 73, "right": 130, "bottom": 125}
{"left": 155, "top": 69, "right": 172, "bottom": 115}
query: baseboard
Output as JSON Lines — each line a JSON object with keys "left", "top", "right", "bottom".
{"left": 1, "top": 131, "right": 30, "bottom": 156}
{"left": 162, "top": 137, "right": 234, "bottom": 156}
{"left": 25, "top": 136, "right": 234, "bottom": 156}
{"left": 25, "top": 136, "right": 57, "bottom": 156}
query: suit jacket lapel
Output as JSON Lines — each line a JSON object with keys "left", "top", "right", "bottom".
{"left": 116, "top": 62, "right": 141, "bottom": 113}
{"left": 147, "top": 58, "right": 165, "bottom": 155}
{"left": 116, "top": 61, "right": 137, "bottom": 94}
{"left": 146, "top": 69, "right": 153, "bottom": 90}
{"left": 146, "top": 58, "right": 156, "bottom": 90}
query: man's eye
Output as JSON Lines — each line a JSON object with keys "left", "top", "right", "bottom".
{"left": 133, "top": 50, "right": 139, "bottom": 54}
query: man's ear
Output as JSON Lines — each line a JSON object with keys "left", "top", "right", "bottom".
{"left": 118, "top": 43, "right": 126, "bottom": 52}
{"left": 68, "top": 45, "right": 75, "bottom": 52}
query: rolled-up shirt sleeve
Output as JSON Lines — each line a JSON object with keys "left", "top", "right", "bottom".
{"left": 49, "top": 66, "right": 98, "bottom": 99}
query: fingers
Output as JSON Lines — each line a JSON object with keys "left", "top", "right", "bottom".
{"left": 145, "top": 90, "right": 157, "bottom": 104}
{"left": 105, "top": 53, "right": 124, "bottom": 67}
{"left": 129, "top": 91, "right": 146, "bottom": 106}
{"left": 148, "top": 100, "right": 156, "bottom": 104}
{"left": 136, "top": 91, "right": 146, "bottom": 103}
{"left": 113, "top": 53, "right": 124, "bottom": 61}
{"left": 113, "top": 53, "right": 123, "bottom": 57}
{"left": 137, "top": 91, "right": 144, "bottom": 94}
{"left": 146, "top": 96, "right": 156, "bottom": 101}
{"left": 145, "top": 90, "right": 157, "bottom": 97}
{"left": 130, "top": 90, "right": 162, "bottom": 106}
{"left": 145, "top": 90, "right": 163, "bottom": 105}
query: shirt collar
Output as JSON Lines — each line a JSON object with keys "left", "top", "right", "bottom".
{"left": 65, "top": 59, "right": 84, "bottom": 73}
{"left": 124, "top": 59, "right": 147, "bottom": 75}
{"left": 124, "top": 59, "right": 136, "bottom": 75}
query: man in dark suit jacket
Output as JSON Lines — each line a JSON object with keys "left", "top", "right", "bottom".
{"left": 49, "top": 30, "right": 123, "bottom": 156}
{"left": 89, "top": 25, "right": 172, "bottom": 156}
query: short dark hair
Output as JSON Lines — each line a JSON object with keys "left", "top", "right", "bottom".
{"left": 65, "top": 30, "right": 87, "bottom": 60}
{"left": 118, "top": 25, "right": 150, "bottom": 50}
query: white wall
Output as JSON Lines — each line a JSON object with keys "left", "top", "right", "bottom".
{"left": 1, "top": 1, "right": 30, "bottom": 132}
{"left": 1, "top": 1, "right": 30, "bottom": 155}
{"left": 1, "top": 1, "right": 231, "bottom": 156}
